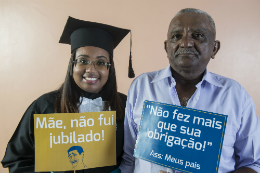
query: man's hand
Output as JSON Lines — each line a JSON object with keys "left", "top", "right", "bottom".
{"left": 159, "top": 167, "right": 257, "bottom": 173}
{"left": 232, "top": 167, "right": 257, "bottom": 173}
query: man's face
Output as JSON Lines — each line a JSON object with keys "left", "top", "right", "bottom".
{"left": 68, "top": 150, "right": 84, "bottom": 168}
{"left": 165, "top": 13, "right": 220, "bottom": 79}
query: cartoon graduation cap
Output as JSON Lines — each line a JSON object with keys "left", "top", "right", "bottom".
{"left": 59, "top": 16, "right": 135, "bottom": 78}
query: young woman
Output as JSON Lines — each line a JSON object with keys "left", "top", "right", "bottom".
{"left": 1, "top": 16, "right": 133, "bottom": 173}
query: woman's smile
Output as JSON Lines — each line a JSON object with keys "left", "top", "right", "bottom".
{"left": 83, "top": 76, "right": 99, "bottom": 83}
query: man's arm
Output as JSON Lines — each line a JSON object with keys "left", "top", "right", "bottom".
{"left": 119, "top": 101, "right": 137, "bottom": 173}
{"left": 233, "top": 96, "right": 260, "bottom": 172}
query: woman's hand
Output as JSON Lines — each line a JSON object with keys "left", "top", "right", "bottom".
{"left": 159, "top": 171, "right": 184, "bottom": 173}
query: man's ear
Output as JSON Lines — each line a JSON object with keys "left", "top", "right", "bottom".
{"left": 164, "top": 40, "right": 168, "bottom": 53}
{"left": 211, "top": 40, "right": 220, "bottom": 59}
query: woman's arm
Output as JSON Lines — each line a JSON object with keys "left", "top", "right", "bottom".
{"left": 1, "top": 101, "right": 37, "bottom": 173}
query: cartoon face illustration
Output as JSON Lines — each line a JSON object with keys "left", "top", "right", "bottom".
{"left": 67, "top": 146, "right": 87, "bottom": 169}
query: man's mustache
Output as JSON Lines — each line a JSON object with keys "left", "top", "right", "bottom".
{"left": 175, "top": 48, "right": 199, "bottom": 56}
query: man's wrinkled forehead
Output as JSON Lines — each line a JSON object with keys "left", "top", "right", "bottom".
{"left": 168, "top": 13, "right": 212, "bottom": 36}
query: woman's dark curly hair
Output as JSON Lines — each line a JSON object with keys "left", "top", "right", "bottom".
{"left": 54, "top": 49, "right": 123, "bottom": 120}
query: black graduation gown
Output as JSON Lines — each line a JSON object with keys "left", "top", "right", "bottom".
{"left": 1, "top": 91, "right": 127, "bottom": 173}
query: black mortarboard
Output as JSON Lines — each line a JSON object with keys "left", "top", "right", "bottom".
{"left": 59, "top": 16, "right": 135, "bottom": 78}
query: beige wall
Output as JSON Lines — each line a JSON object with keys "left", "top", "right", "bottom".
{"left": 1, "top": 0, "right": 260, "bottom": 172}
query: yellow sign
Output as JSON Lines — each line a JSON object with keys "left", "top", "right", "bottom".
{"left": 34, "top": 111, "right": 116, "bottom": 172}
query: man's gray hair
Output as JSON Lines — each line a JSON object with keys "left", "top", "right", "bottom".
{"left": 174, "top": 8, "right": 216, "bottom": 40}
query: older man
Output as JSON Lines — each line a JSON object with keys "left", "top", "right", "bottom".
{"left": 119, "top": 8, "right": 260, "bottom": 173}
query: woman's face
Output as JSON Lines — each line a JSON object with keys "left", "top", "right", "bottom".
{"left": 73, "top": 46, "right": 110, "bottom": 93}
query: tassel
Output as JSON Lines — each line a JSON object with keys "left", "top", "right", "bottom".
{"left": 128, "top": 52, "right": 135, "bottom": 78}
{"left": 128, "top": 31, "right": 135, "bottom": 78}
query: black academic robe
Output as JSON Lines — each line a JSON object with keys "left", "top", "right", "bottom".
{"left": 1, "top": 91, "right": 127, "bottom": 173}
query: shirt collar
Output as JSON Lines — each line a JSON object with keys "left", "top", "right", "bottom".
{"left": 151, "top": 64, "right": 172, "bottom": 83}
{"left": 201, "top": 68, "right": 223, "bottom": 88}
{"left": 151, "top": 65, "right": 223, "bottom": 88}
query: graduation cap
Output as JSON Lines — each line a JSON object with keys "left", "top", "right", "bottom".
{"left": 59, "top": 16, "right": 135, "bottom": 78}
